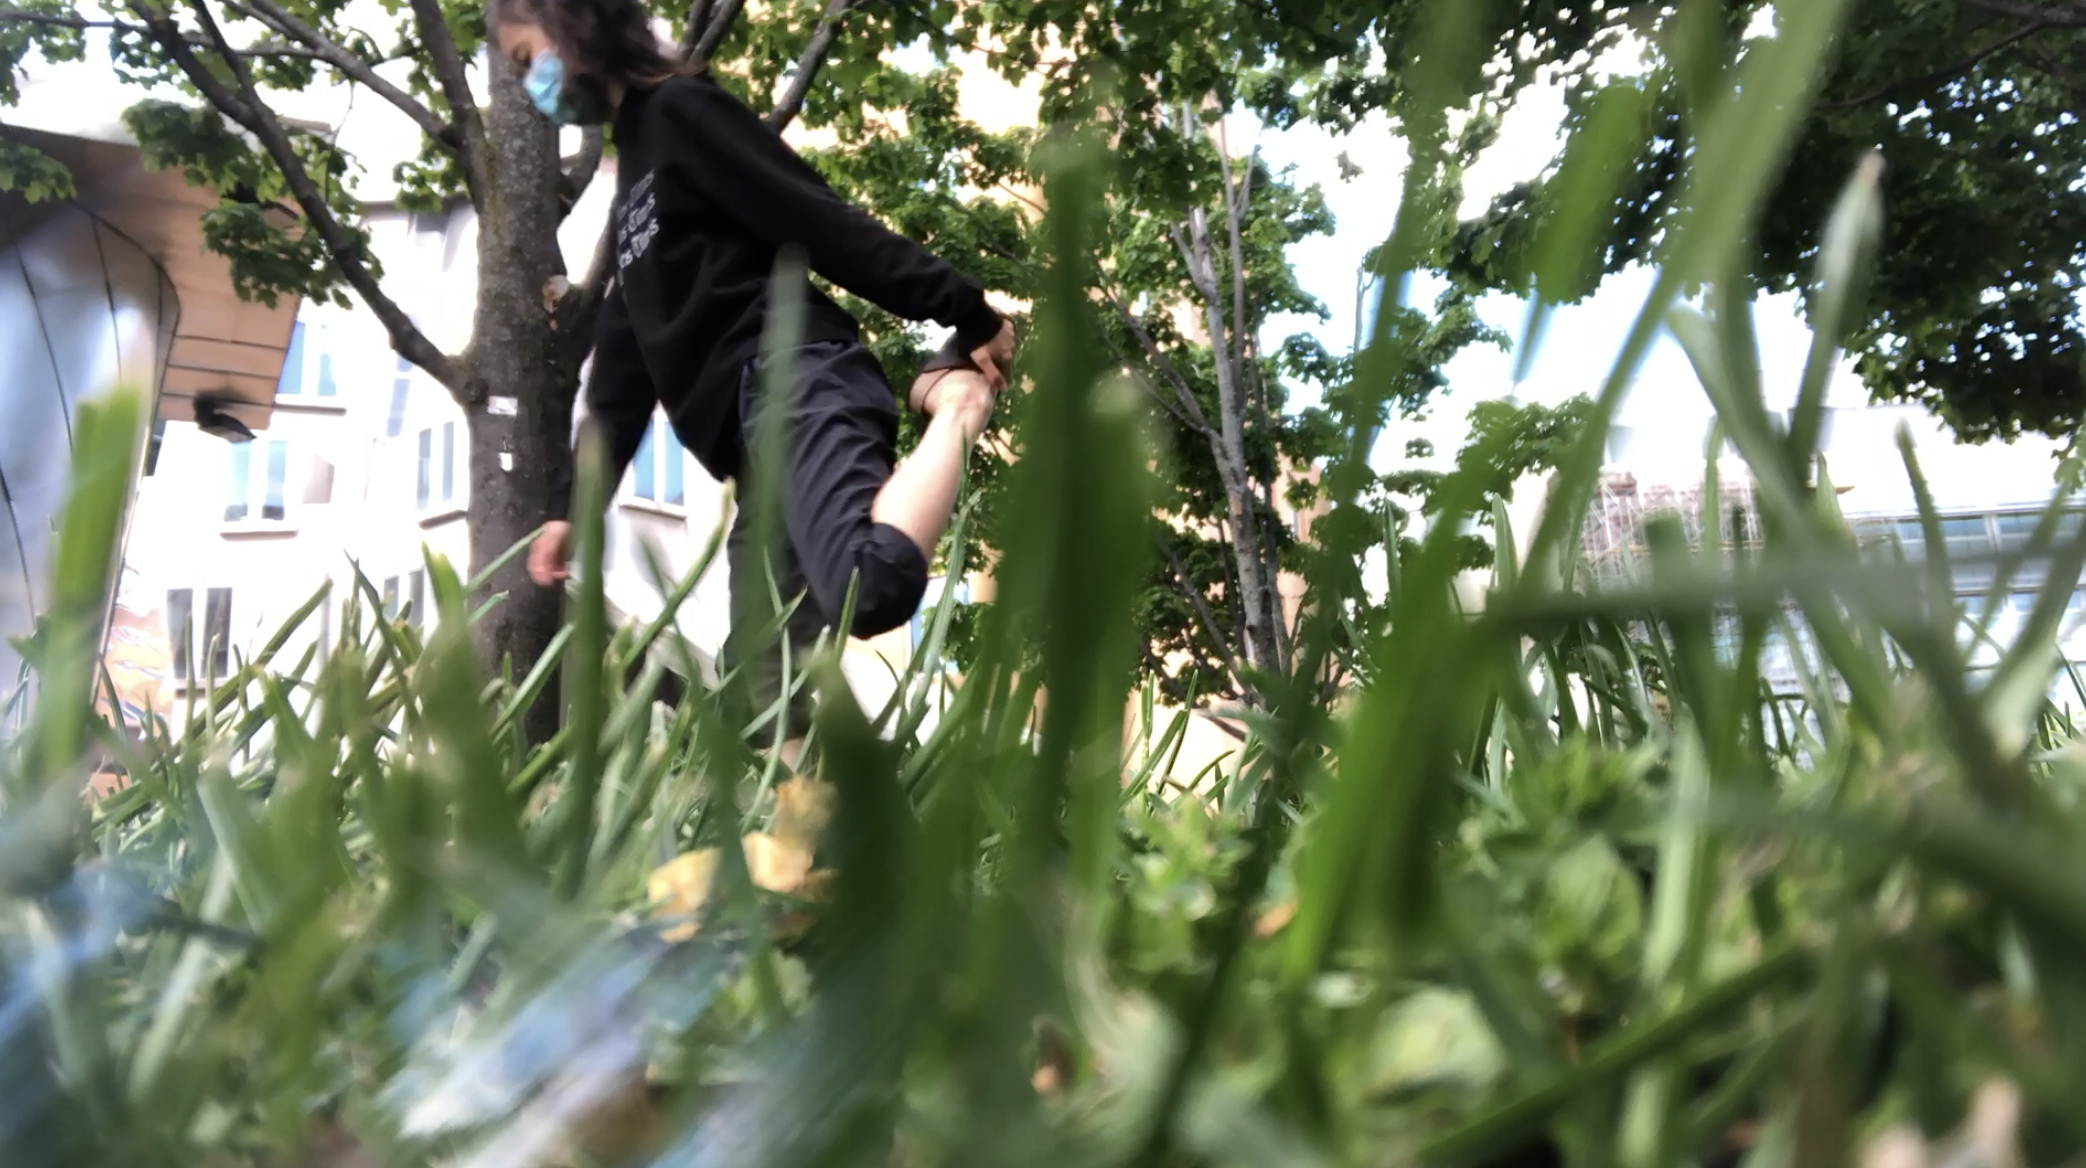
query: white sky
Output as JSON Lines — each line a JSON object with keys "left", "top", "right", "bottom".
{"left": 1238, "top": 82, "right": 1878, "bottom": 474}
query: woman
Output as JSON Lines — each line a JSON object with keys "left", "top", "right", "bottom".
{"left": 508, "top": 0, "right": 1013, "bottom": 749}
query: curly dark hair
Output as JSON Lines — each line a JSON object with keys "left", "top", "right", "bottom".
{"left": 491, "top": 0, "right": 693, "bottom": 95}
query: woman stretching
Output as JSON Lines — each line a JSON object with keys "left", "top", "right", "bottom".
{"left": 510, "top": 0, "right": 1011, "bottom": 752}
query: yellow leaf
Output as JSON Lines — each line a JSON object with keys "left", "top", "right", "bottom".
{"left": 742, "top": 831, "right": 816, "bottom": 896}
{"left": 647, "top": 849, "right": 720, "bottom": 942}
{"left": 797, "top": 868, "right": 835, "bottom": 902}
{"left": 770, "top": 778, "right": 834, "bottom": 852}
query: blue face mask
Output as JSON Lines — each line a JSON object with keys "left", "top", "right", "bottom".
{"left": 524, "top": 50, "right": 588, "bottom": 126}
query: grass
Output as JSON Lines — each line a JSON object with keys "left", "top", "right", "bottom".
{"left": 7, "top": 5, "right": 2086, "bottom": 1166}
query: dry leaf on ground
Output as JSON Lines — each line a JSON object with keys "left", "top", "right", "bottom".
{"left": 647, "top": 849, "right": 721, "bottom": 942}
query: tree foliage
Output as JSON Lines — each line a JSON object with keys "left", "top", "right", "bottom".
{"left": 1440, "top": 0, "right": 2086, "bottom": 444}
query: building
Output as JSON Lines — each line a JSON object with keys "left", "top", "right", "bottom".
{"left": 0, "top": 111, "right": 299, "bottom": 732}
{"left": 43, "top": 34, "right": 1062, "bottom": 743}
{"left": 1485, "top": 397, "right": 2084, "bottom": 696}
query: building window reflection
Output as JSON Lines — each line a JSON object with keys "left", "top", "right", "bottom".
{"left": 277, "top": 322, "right": 306, "bottom": 396}
{"left": 225, "top": 439, "right": 291, "bottom": 524}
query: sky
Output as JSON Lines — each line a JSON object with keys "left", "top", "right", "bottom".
{"left": 1234, "top": 82, "right": 1880, "bottom": 475}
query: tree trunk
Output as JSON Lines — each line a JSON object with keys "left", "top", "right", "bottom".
{"left": 468, "top": 47, "right": 575, "bottom": 743}
{"left": 1185, "top": 205, "right": 1282, "bottom": 678}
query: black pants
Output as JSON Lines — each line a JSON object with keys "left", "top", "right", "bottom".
{"left": 722, "top": 341, "right": 930, "bottom": 742}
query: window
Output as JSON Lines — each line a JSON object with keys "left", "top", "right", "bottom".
{"left": 417, "top": 423, "right": 458, "bottom": 511}
{"left": 1939, "top": 516, "right": 1992, "bottom": 561}
{"left": 386, "top": 357, "right": 412, "bottom": 438}
{"left": 276, "top": 322, "right": 306, "bottom": 397}
{"left": 274, "top": 321, "right": 339, "bottom": 402}
{"left": 381, "top": 570, "right": 428, "bottom": 628}
{"left": 167, "top": 587, "right": 232, "bottom": 683}
{"left": 628, "top": 412, "right": 685, "bottom": 507}
{"left": 224, "top": 439, "right": 291, "bottom": 524}
{"left": 224, "top": 442, "right": 250, "bottom": 522}
{"left": 1996, "top": 513, "right": 2040, "bottom": 553}
{"left": 264, "top": 441, "right": 288, "bottom": 520}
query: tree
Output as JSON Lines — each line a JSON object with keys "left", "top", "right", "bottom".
{"left": 798, "top": 0, "right": 1507, "bottom": 705}
{"left": 1429, "top": 0, "right": 2086, "bottom": 446}
{"left": 0, "top": 0, "right": 946, "bottom": 731}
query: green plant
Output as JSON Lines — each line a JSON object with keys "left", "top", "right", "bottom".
{"left": 10, "top": 3, "right": 2086, "bottom": 1166}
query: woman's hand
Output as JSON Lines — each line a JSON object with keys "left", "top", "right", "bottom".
{"left": 529, "top": 521, "right": 573, "bottom": 586}
{"left": 970, "top": 319, "right": 1016, "bottom": 392}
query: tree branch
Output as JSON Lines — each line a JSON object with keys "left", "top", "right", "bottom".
{"left": 404, "top": 0, "right": 486, "bottom": 187}
{"left": 226, "top": 0, "right": 460, "bottom": 154}
{"left": 555, "top": 201, "right": 619, "bottom": 366}
{"left": 676, "top": 0, "right": 715, "bottom": 60}
{"left": 146, "top": 0, "right": 457, "bottom": 386}
{"left": 1160, "top": 535, "right": 1244, "bottom": 685}
{"left": 1100, "top": 333, "right": 1201, "bottom": 434}
{"left": 765, "top": 0, "right": 861, "bottom": 132}
{"left": 1962, "top": 0, "right": 2086, "bottom": 28}
{"left": 1215, "top": 125, "right": 1289, "bottom": 666}
{"left": 561, "top": 126, "right": 604, "bottom": 215}
{"left": 2021, "top": 42, "right": 2086, "bottom": 94}
{"left": 689, "top": 0, "right": 745, "bottom": 65}
{"left": 1819, "top": 16, "right": 2055, "bottom": 107}
{"left": 0, "top": 7, "right": 330, "bottom": 61}
{"left": 1101, "top": 287, "right": 1223, "bottom": 443}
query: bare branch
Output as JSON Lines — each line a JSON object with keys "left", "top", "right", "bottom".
{"left": 1159, "top": 535, "right": 1244, "bottom": 682}
{"left": 676, "top": 0, "right": 715, "bottom": 61}
{"left": 765, "top": 0, "right": 861, "bottom": 132}
{"left": 1102, "top": 337, "right": 1201, "bottom": 434}
{"left": 690, "top": 0, "right": 745, "bottom": 65}
{"left": 1820, "top": 16, "right": 2055, "bottom": 107}
{"left": 0, "top": 7, "right": 331, "bottom": 61}
{"left": 1216, "top": 126, "right": 1254, "bottom": 403}
{"left": 1215, "top": 124, "right": 1288, "bottom": 665}
{"left": 562, "top": 126, "right": 604, "bottom": 214}
{"left": 1169, "top": 222, "right": 1225, "bottom": 310}
{"left": 228, "top": 0, "right": 459, "bottom": 154}
{"left": 1101, "top": 287, "right": 1222, "bottom": 442}
{"left": 146, "top": 0, "right": 458, "bottom": 386}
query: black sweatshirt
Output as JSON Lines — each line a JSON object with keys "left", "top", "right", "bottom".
{"left": 545, "top": 73, "right": 1004, "bottom": 521}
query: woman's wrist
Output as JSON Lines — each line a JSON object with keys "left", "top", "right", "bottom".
{"left": 950, "top": 300, "right": 1004, "bottom": 355}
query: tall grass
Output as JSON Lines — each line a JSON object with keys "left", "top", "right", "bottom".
{"left": 6, "top": 3, "right": 2086, "bottom": 1165}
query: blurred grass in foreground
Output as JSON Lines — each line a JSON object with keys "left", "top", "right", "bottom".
{"left": 8, "top": 2, "right": 2086, "bottom": 1166}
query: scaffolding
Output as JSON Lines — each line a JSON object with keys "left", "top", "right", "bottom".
{"left": 1578, "top": 468, "right": 1764, "bottom": 585}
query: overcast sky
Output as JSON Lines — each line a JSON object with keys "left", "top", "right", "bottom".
{"left": 1237, "top": 83, "right": 1887, "bottom": 473}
